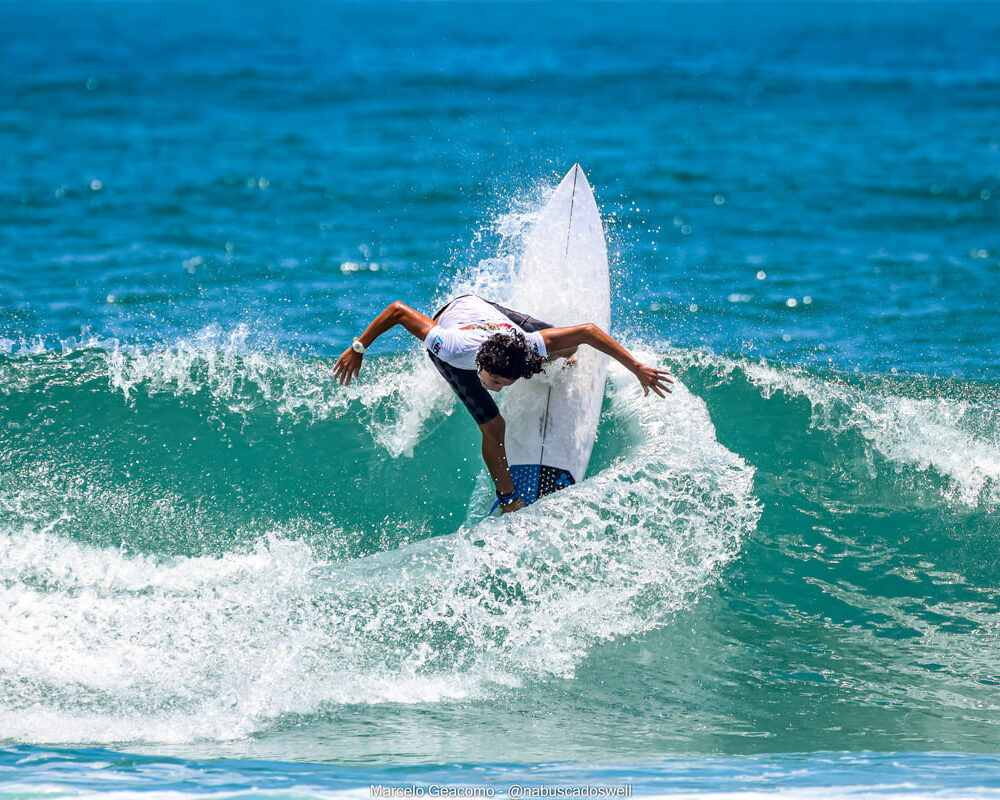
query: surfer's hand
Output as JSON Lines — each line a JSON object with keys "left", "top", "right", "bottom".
{"left": 501, "top": 498, "right": 526, "bottom": 514}
{"left": 334, "top": 348, "right": 363, "bottom": 386}
{"left": 634, "top": 363, "right": 673, "bottom": 397}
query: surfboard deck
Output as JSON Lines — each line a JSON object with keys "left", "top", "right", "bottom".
{"left": 501, "top": 165, "right": 611, "bottom": 505}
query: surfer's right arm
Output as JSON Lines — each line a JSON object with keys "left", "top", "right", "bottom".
{"left": 334, "top": 302, "right": 435, "bottom": 386}
{"left": 479, "top": 414, "right": 526, "bottom": 514}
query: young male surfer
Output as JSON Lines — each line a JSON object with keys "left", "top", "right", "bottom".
{"left": 333, "top": 295, "right": 672, "bottom": 513}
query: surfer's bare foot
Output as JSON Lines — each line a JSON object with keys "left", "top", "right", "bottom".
{"left": 501, "top": 498, "right": 526, "bottom": 514}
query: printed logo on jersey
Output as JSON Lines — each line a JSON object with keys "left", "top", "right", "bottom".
{"left": 458, "top": 323, "right": 515, "bottom": 332}
{"left": 431, "top": 336, "right": 443, "bottom": 355}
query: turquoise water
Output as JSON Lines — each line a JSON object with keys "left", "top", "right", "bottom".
{"left": 2, "top": 0, "right": 1000, "bottom": 795}
{"left": 5, "top": 747, "right": 1000, "bottom": 798}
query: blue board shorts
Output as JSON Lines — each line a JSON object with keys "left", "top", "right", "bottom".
{"left": 427, "top": 298, "right": 552, "bottom": 425}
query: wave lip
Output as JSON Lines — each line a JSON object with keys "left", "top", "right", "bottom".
{"left": 676, "top": 350, "right": 1000, "bottom": 510}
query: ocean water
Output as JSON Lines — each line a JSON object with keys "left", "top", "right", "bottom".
{"left": 2, "top": 0, "right": 1000, "bottom": 796}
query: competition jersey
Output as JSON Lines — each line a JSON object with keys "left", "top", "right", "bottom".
{"left": 422, "top": 296, "right": 547, "bottom": 371}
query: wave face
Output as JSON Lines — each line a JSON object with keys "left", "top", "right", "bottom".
{"left": 0, "top": 338, "right": 758, "bottom": 750}
{"left": 2, "top": 339, "right": 999, "bottom": 761}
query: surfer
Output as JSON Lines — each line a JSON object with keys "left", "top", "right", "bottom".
{"left": 334, "top": 295, "right": 672, "bottom": 512}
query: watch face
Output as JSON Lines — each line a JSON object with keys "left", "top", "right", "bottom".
{"left": 353, "top": 341, "right": 364, "bottom": 353}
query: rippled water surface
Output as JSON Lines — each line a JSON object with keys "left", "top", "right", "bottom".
{"left": 2, "top": 0, "right": 999, "bottom": 796}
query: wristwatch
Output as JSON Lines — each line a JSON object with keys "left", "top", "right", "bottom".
{"left": 352, "top": 338, "right": 366, "bottom": 355}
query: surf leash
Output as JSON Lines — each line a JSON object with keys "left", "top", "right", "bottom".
{"left": 489, "top": 490, "right": 521, "bottom": 517}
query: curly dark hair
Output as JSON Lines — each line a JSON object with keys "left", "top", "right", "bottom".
{"left": 475, "top": 331, "right": 544, "bottom": 380}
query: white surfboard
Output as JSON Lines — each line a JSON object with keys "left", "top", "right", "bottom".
{"left": 500, "top": 164, "right": 611, "bottom": 504}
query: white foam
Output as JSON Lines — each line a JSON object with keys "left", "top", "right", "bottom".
{"left": 354, "top": 350, "right": 456, "bottom": 458}
{"left": 0, "top": 524, "right": 488, "bottom": 745}
{"left": 678, "top": 351, "right": 1000, "bottom": 508}
{"left": 0, "top": 324, "right": 455, "bottom": 459}
{"left": 746, "top": 363, "right": 999, "bottom": 507}
{"left": 0, "top": 351, "right": 758, "bottom": 746}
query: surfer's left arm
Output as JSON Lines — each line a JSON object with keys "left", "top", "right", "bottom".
{"left": 540, "top": 324, "right": 673, "bottom": 398}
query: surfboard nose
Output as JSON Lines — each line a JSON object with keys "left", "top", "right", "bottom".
{"left": 566, "top": 163, "right": 592, "bottom": 193}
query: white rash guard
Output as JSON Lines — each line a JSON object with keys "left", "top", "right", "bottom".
{"left": 422, "top": 296, "right": 547, "bottom": 371}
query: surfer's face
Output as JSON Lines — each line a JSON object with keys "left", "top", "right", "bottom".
{"left": 478, "top": 369, "right": 515, "bottom": 392}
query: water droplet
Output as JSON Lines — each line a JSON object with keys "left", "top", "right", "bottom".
{"left": 681, "top": 225, "right": 692, "bottom": 236}
{"left": 90, "top": 179, "right": 103, "bottom": 191}
{"left": 982, "top": 190, "right": 992, "bottom": 201}
{"left": 786, "top": 298, "right": 798, "bottom": 308}
{"left": 85, "top": 77, "right": 99, "bottom": 91}
{"left": 782, "top": 333, "right": 792, "bottom": 342}
{"left": 714, "top": 194, "right": 725, "bottom": 205}
{"left": 689, "top": 303, "right": 698, "bottom": 312}
{"left": 756, "top": 270, "right": 767, "bottom": 280}
{"left": 802, "top": 296, "right": 813, "bottom": 305}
